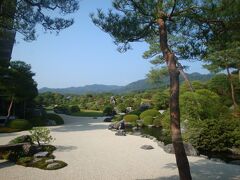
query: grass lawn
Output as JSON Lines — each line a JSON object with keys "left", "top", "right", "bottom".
{"left": 0, "top": 127, "right": 20, "bottom": 133}
{"left": 71, "top": 110, "right": 104, "bottom": 117}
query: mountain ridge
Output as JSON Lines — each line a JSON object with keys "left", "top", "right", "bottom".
{"left": 39, "top": 72, "right": 213, "bottom": 95}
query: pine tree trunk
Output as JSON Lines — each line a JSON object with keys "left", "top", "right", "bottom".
{"left": 158, "top": 18, "right": 192, "bottom": 180}
{"left": 7, "top": 96, "right": 14, "bottom": 119}
{"left": 226, "top": 67, "right": 238, "bottom": 109}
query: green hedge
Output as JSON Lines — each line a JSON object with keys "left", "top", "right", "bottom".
{"left": 124, "top": 114, "right": 139, "bottom": 124}
{"left": 70, "top": 105, "right": 80, "bottom": 113}
{"left": 29, "top": 116, "right": 46, "bottom": 126}
{"left": 140, "top": 109, "right": 159, "bottom": 119}
{"left": 47, "top": 113, "right": 64, "bottom": 125}
{"left": 7, "top": 119, "right": 32, "bottom": 130}
{"left": 143, "top": 116, "right": 153, "bottom": 126}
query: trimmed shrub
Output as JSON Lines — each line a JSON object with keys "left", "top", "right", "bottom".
{"left": 70, "top": 105, "right": 80, "bottom": 113}
{"left": 29, "top": 116, "right": 46, "bottom": 126}
{"left": 124, "top": 114, "right": 139, "bottom": 125}
{"left": 7, "top": 119, "right": 32, "bottom": 130}
{"left": 140, "top": 109, "right": 160, "bottom": 119}
{"left": 29, "top": 127, "right": 54, "bottom": 146}
{"left": 47, "top": 113, "right": 64, "bottom": 125}
{"left": 53, "top": 105, "right": 70, "bottom": 115}
{"left": 143, "top": 116, "right": 153, "bottom": 126}
{"left": 103, "top": 106, "right": 115, "bottom": 116}
{"left": 153, "top": 116, "right": 162, "bottom": 127}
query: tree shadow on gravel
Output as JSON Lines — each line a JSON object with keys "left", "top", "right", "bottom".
{"left": 153, "top": 159, "right": 240, "bottom": 180}
{"left": 0, "top": 161, "right": 15, "bottom": 169}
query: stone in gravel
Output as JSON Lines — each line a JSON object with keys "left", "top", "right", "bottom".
{"left": 141, "top": 145, "right": 154, "bottom": 150}
{"left": 46, "top": 162, "right": 61, "bottom": 169}
{"left": 115, "top": 130, "right": 126, "bottom": 136}
{"left": 34, "top": 151, "right": 49, "bottom": 158}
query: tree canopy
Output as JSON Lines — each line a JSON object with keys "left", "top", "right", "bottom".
{"left": 0, "top": 0, "right": 79, "bottom": 41}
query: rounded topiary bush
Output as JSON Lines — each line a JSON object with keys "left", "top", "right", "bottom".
{"left": 140, "top": 109, "right": 160, "bottom": 119}
{"left": 143, "top": 116, "right": 153, "bottom": 126}
{"left": 70, "top": 105, "right": 80, "bottom": 113}
{"left": 29, "top": 116, "right": 46, "bottom": 126}
{"left": 124, "top": 114, "right": 139, "bottom": 125}
{"left": 47, "top": 113, "right": 64, "bottom": 125}
{"left": 7, "top": 119, "right": 32, "bottom": 130}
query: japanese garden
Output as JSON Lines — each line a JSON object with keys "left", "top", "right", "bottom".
{"left": 0, "top": 1, "right": 240, "bottom": 180}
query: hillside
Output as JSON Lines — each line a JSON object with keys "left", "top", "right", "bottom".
{"left": 39, "top": 73, "right": 213, "bottom": 95}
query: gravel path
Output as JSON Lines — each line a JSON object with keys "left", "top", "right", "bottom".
{"left": 0, "top": 115, "right": 239, "bottom": 180}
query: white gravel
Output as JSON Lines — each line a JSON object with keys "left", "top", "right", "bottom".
{"left": 0, "top": 115, "right": 239, "bottom": 180}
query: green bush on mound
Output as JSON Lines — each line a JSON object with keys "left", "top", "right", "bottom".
{"left": 7, "top": 119, "right": 32, "bottom": 130}
{"left": 143, "top": 116, "right": 153, "bottom": 126}
{"left": 124, "top": 114, "right": 139, "bottom": 126}
{"left": 47, "top": 113, "right": 64, "bottom": 125}
{"left": 140, "top": 109, "right": 160, "bottom": 119}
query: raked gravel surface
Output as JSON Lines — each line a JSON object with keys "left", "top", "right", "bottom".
{"left": 0, "top": 115, "right": 240, "bottom": 180}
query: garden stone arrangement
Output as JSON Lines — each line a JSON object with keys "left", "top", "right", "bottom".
{"left": 0, "top": 128, "right": 67, "bottom": 170}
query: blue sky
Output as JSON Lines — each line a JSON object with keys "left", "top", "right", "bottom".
{"left": 12, "top": 0, "right": 209, "bottom": 89}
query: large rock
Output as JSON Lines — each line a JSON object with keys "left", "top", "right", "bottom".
{"left": 22, "top": 144, "right": 39, "bottom": 156}
{"left": 141, "top": 145, "right": 154, "bottom": 150}
{"left": 34, "top": 151, "right": 49, "bottom": 158}
{"left": 103, "top": 116, "right": 113, "bottom": 122}
{"left": 8, "top": 135, "right": 33, "bottom": 145}
{"left": 163, "top": 143, "right": 198, "bottom": 156}
{"left": 108, "top": 121, "right": 121, "bottom": 130}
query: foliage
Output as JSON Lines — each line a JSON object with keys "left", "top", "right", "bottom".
{"left": 71, "top": 110, "right": 103, "bottom": 117}
{"left": 103, "top": 106, "right": 115, "bottom": 116}
{"left": 47, "top": 113, "right": 64, "bottom": 125}
{"left": 140, "top": 109, "right": 159, "bottom": 120}
{"left": 70, "top": 105, "right": 80, "bottom": 113}
{"left": 0, "top": 0, "right": 79, "bottom": 41}
{"left": 29, "top": 127, "right": 54, "bottom": 146}
{"left": 153, "top": 116, "right": 162, "bottom": 127}
{"left": 53, "top": 105, "right": 70, "bottom": 115}
{"left": 152, "top": 91, "right": 169, "bottom": 110}
{"left": 123, "top": 114, "right": 139, "bottom": 124}
{"left": 8, "top": 135, "right": 32, "bottom": 145}
{"left": 112, "top": 115, "right": 123, "bottom": 122}
{"left": 28, "top": 116, "right": 46, "bottom": 127}
{"left": 143, "top": 116, "right": 153, "bottom": 126}
{"left": 7, "top": 119, "right": 32, "bottom": 130}
{"left": 180, "top": 89, "right": 229, "bottom": 120}
{"left": 185, "top": 117, "right": 240, "bottom": 153}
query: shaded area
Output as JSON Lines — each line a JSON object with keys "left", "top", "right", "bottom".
{"left": 162, "top": 159, "right": 240, "bottom": 180}
{"left": 0, "top": 161, "right": 15, "bottom": 169}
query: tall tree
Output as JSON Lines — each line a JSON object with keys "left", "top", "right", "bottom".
{"left": 0, "top": 0, "right": 79, "bottom": 65}
{"left": 90, "top": 1, "right": 209, "bottom": 179}
{"left": 201, "top": 0, "right": 240, "bottom": 109}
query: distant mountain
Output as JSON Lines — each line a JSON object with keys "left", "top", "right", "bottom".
{"left": 39, "top": 84, "right": 122, "bottom": 95}
{"left": 39, "top": 73, "right": 213, "bottom": 95}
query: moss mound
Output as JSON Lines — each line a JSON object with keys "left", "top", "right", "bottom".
{"left": 7, "top": 119, "right": 32, "bottom": 130}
